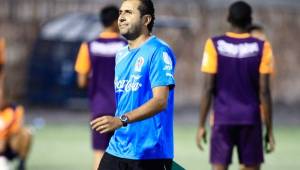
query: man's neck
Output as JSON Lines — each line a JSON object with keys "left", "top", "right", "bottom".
{"left": 128, "top": 33, "right": 151, "bottom": 49}
{"left": 230, "top": 26, "right": 248, "bottom": 34}
{"left": 102, "top": 26, "right": 118, "bottom": 33}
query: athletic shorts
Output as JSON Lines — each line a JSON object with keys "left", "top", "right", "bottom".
{"left": 210, "top": 124, "right": 264, "bottom": 166}
{"left": 91, "top": 127, "right": 113, "bottom": 150}
{"left": 2, "top": 144, "right": 18, "bottom": 161}
{"left": 99, "top": 152, "right": 173, "bottom": 170}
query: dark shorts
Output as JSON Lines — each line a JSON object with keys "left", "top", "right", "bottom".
{"left": 99, "top": 152, "right": 173, "bottom": 170}
{"left": 91, "top": 128, "right": 113, "bottom": 150}
{"left": 91, "top": 113, "right": 114, "bottom": 150}
{"left": 210, "top": 124, "right": 264, "bottom": 166}
{"left": 1, "top": 144, "right": 18, "bottom": 161}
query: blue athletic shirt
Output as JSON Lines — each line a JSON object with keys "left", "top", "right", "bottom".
{"left": 106, "top": 36, "right": 176, "bottom": 159}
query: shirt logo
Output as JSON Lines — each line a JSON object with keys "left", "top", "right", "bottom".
{"left": 115, "top": 75, "right": 142, "bottom": 92}
{"left": 217, "top": 40, "right": 259, "bottom": 58}
{"left": 163, "top": 52, "right": 172, "bottom": 71}
{"left": 134, "top": 57, "right": 144, "bottom": 72}
{"left": 166, "top": 73, "right": 174, "bottom": 78}
{"left": 90, "top": 41, "right": 125, "bottom": 56}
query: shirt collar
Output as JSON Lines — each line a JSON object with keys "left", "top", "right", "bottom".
{"left": 225, "top": 32, "right": 250, "bottom": 38}
{"left": 99, "top": 32, "right": 119, "bottom": 38}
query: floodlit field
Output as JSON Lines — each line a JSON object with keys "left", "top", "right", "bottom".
{"left": 24, "top": 122, "right": 300, "bottom": 170}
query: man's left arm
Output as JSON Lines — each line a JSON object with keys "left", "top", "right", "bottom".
{"left": 123, "top": 86, "right": 169, "bottom": 122}
{"left": 259, "top": 41, "right": 275, "bottom": 153}
{"left": 91, "top": 86, "right": 169, "bottom": 134}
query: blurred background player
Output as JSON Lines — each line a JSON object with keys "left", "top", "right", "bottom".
{"left": 0, "top": 39, "right": 32, "bottom": 170}
{"left": 0, "top": 101, "right": 32, "bottom": 170}
{"left": 196, "top": 1, "right": 275, "bottom": 170}
{"left": 209, "top": 25, "right": 272, "bottom": 128}
{"left": 74, "top": 5, "right": 127, "bottom": 170}
{"left": 248, "top": 24, "right": 266, "bottom": 41}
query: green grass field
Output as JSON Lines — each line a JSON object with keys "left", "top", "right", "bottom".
{"left": 25, "top": 123, "right": 300, "bottom": 170}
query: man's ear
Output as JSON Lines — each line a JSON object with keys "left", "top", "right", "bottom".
{"left": 143, "top": 15, "right": 152, "bottom": 27}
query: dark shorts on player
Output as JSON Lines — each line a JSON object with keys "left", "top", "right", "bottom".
{"left": 1, "top": 144, "right": 18, "bottom": 160}
{"left": 91, "top": 113, "right": 114, "bottom": 150}
{"left": 210, "top": 124, "right": 264, "bottom": 166}
{"left": 91, "top": 128, "right": 113, "bottom": 150}
{"left": 99, "top": 152, "right": 173, "bottom": 170}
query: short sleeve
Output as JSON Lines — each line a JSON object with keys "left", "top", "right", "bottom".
{"left": 259, "top": 41, "right": 274, "bottom": 74}
{"left": 74, "top": 43, "right": 91, "bottom": 74}
{"left": 150, "top": 47, "right": 176, "bottom": 88}
{"left": 201, "top": 39, "right": 217, "bottom": 74}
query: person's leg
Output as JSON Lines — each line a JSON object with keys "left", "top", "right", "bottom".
{"left": 94, "top": 150, "right": 105, "bottom": 170}
{"left": 212, "top": 164, "right": 228, "bottom": 170}
{"left": 237, "top": 124, "right": 263, "bottom": 170}
{"left": 240, "top": 164, "right": 260, "bottom": 170}
{"left": 11, "top": 128, "right": 32, "bottom": 158}
{"left": 210, "top": 125, "right": 234, "bottom": 170}
{"left": 9, "top": 127, "right": 33, "bottom": 170}
{"left": 0, "top": 140, "right": 5, "bottom": 154}
{"left": 91, "top": 125, "right": 113, "bottom": 170}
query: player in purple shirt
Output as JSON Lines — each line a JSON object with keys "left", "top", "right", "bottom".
{"left": 196, "top": 1, "right": 275, "bottom": 170}
{"left": 75, "top": 5, "right": 127, "bottom": 170}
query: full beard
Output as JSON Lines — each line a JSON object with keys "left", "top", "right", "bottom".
{"left": 121, "top": 26, "right": 143, "bottom": 41}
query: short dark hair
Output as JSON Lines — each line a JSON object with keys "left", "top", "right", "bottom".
{"left": 227, "top": 1, "right": 252, "bottom": 29}
{"left": 137, "top": 0, "right": 155, "bottom": 32}
{"left": 247, "top": 24, "right": 264, "bottom": 33}
{"left": 100, "top": 5, "right": 119, "bottom": 27}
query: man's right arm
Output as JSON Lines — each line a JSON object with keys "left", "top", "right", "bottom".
{"left": 196, "top": 38, "right": 217, "bottom": 151}
{"left": 196, "top": 73, "right": 215, "bottom": 150}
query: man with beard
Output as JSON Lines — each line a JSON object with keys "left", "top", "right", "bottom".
{"left": 91, "top": 0, "right": 176, "bottom": 169}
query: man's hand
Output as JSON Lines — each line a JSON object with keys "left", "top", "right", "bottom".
{"left": 90, "top": 116, "right": 122, "bottom": 134}
{"left": 265, "top": 131, "right": 275, "bottom": 153}
{"left": 196, "top": 127, "right": 207, "bottom": 151}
